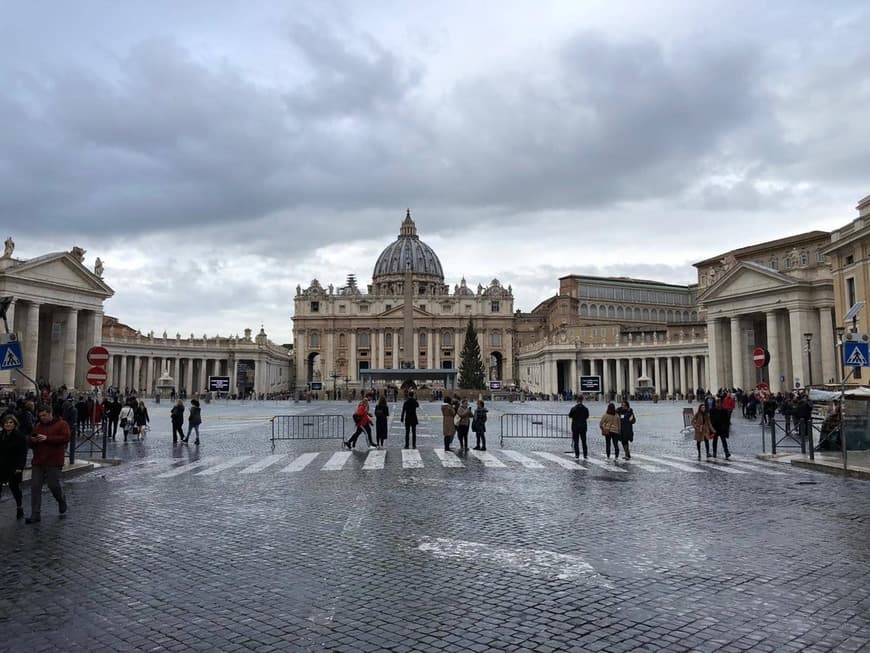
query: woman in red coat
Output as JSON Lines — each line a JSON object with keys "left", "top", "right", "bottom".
{"left": 26, "top": 405, "right": 71, "bottom": 524}
{"left": 344, "top": 398, "right": 374, "bottom": 449}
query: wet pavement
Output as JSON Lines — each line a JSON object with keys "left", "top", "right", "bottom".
{"left": 2, "top": 398, "right": 869, "bottom": 651}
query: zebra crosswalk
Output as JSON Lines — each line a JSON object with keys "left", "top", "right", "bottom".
{"left": 148, "top": 449, "right": 791, "bottom": 479}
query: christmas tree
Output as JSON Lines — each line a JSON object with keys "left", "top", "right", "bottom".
{"left": 458, "top": 319, "right": 486, "bottom": 390}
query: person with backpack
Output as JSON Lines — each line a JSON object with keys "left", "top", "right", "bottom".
{"left": 568, "top": 395, "right": 589, "bottom": 459}
{"left": 344, "top": 398, "right": 373, "bottom": 449}
{"left": 400, "top": 390, "right": 420, "bottom": 449}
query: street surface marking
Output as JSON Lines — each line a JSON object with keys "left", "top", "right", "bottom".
{"left": 582, "top": 456, "right": 629, "bottom": 473}
{"left": 532, "top": 451, "right": 587, "bottom": 469}
{"left": 239, "top": 454, "right": 288, "bottom": 474}
{"left": 322, "top": 451, "right": 353, "bottom": 471}
{"left": 280, "top": 452, "right": 319, "bottom": 472}
{"left": 434, "top": 449, "right": 465, "bottom": 467}
{"left": 468, "top": 450, "right": 507, "bottom": 467}
{"left": 156, "top": 458, "right": 217, "bottom": 478}
{"left": 362, "top": 450, "right": 386, "bottom": 470}
{"left": 633, "top": 454, "right": 705, "bottom": 473}
{"left": 660, "top": 455, "right": 747, "bottom": 474}
{"left": 417, "top": 537, "right": 611, "bottom": 586}
{"left": 601, "top": 456, "right": 668, "bottom": 473}
{"left": 402, "top": 449, "right": 424, "bottom": 468}
{"left": 720, "top": 459, "right": 787, "bottom": 475}
{"left": 500, "top": 450, "right": 545, "bottom": 468}
{"left": 195, "top": 455, "right": 254, "bottom": 476}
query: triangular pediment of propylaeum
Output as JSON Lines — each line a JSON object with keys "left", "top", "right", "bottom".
{"left": 2, "top": 252, "right": 114, "bottom": 298}
{"left": 378, "top": 304, "right": 435, "bottom": 318}
{"left": 698, "top": 261, "right": 796, "bottom": 304}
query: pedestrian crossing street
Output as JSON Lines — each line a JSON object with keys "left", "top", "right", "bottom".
{"left": 153, "top": 449, "right": 790, "bottom": 479}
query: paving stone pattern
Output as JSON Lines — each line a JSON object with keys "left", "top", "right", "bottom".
{"left": 1, "top": 399, "right": 868, "bottom": 652}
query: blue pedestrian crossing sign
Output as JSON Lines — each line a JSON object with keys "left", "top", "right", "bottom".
{"left": 844, "top": 341, "right": 870, "bottom": 368}
{"left": 0, "top": 340, "right": 23, "bottom": 370}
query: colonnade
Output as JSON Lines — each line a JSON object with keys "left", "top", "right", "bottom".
{"left": 107, "top": 354, "right": 234, "bottom": 397}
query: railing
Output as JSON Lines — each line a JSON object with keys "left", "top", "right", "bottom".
{"left": 499, "top": 414, "right": 569, "bottom": 446}
{"left": 270, "top": 414, "right": 346, "bottom": 447}
{"left": 761, "top": 415, "right": 819, "bottom": 459}
{"left": 68, "top": 422, "right": 108, "bottom": 464}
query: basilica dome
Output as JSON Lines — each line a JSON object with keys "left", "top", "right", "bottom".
{"left": 372, "top": 210, "right": 444, "bottom": 283}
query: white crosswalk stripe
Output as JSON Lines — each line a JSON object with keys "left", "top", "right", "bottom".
{"left": 362, "top": 450, "right": 386, "bottom": 470}
{"left": 632, "top": 454, "right": 705, "bottom": 473}
{"left": 532, "top": 451, "right": 587, "bottom": 469}
{"left": 434, "top": 449, "right": 464, "bottom": 467}
{"left": 146, "top": 448, "right": 791, "bottom": 478}
{"left": 239, "top": 454, "right": 287, "bottom": 474}
{"left": 280, "top": 452, "right": 319, "bottom": 472}
{"left": 500, "top": 450, "right": 545, "bottom": 468}
{"left": 660, "top": 455, "right": 747, "bottom": 474}
{"left": 156, "top": 458, "right": 218, "bottom": 478}
{"left": 322, "top": 451, "right": 353, "bottom": 471}
{"left": 468, "top": 450, "right": 508, "bottom": 467}
{"left": 196, "top": 455, "right": 254, "bottom": 475}
{"left": 402, "top": 449, "right": 424, "bottom": 468}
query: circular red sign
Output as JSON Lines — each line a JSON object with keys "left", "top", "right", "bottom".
{"left": 87, "top": 345, "right": 110, "bottom": 365}
{"left": 753, "top": 347, "right": 768, "bottom": 368}
{"left": 86, "top": 366, "right": 107, "bottom": 386}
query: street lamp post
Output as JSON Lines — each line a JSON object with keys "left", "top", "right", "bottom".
{"left": 803, "top": 332, "right": 813, "bottom": 387}
{"left": 330, "top": 372, "right": 340, "bottom": 400}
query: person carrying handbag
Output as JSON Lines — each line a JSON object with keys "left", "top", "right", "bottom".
{"left": 118, "top": 404, "right": 134, "bottom": 443}
{"left": 441, "top": 396, "right": 457, "bottom": 451}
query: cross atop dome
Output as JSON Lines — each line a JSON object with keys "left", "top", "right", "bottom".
{"left": 400, "top": 209, "right": 417, "bottom": 237}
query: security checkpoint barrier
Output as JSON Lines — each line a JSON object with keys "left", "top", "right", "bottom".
{"left": 499, "top": 413, "right": 569, "bottom": 447}
{"left": 270, "top": 414, "right": 347, "bottom": 447}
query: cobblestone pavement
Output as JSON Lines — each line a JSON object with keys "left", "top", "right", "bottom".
{"left": 2, "top": 399, "right": 869, "bottom": 652}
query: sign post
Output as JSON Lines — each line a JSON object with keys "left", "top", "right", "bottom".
{"left": 86, "top": 366, "right": 107, "bottom": 387}
{"left": 87, "top": 345, "right": 110, "bottom": 367}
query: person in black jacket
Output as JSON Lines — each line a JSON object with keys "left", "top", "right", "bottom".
{"left": 170, "top": 400, "right": 185, "bottom": 445}
{"left": 616, "top": 401, "right": 636, "bottom": 460}
{"left": 0, "top": 414, "right": 28, "bottom": 519}
{"left": 568, "top": 396, "right": 590, "bottom": 459}
{"left": 105, "top": 396, "right": 121, "bottom": 440}
{"left": 472, "top": 400, "right": 489, "bottom": 451}
{"left": 709, "top": 397, "right": 731, "bottom": 459}
{"left": 374, "top": 396, "right": 389, "bottom": 448}
{"left": 400, "top": 391, "right": 420, "bottom": 449}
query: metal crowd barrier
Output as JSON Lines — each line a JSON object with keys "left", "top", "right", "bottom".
{"left": 761, "top": 415, "right": 820, "bottom": 459}
{"left": 270, "top": 414, "right": 347, "bottom": 447}
{"left": 499, "top": 414, "right": 569, "bottom": 447}
{"left": 68, "top": 422, "right": 108, "bottom": 464}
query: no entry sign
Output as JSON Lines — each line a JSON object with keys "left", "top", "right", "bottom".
{"left": 86, "top": 366, "right": 107, "bottom": 386}
{"left": 753, "top": 347, "right": 770, "bottom": 368}
{"left": 87, "top": 345, "right": 110, "bottom": 366}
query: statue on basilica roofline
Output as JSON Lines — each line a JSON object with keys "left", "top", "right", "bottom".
{"left": 94, "top": 257, "right": 104, "bottom": 277}
{"left": 70, "top": 246, "right": 86, "bottom": 262}
{"left": 2, "top": 236, "right": 13, "bottom": 258}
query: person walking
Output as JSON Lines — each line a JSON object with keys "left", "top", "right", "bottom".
{"left": 709, "top": 398, "right": 731, "bottom": 459}
{"left": 472, "top": 400, "right": 488, "bottom": 451}
{"left": 0, "top": 414, "right": 27, "bottom": 519}
{"left": 105, "top": 396, "right": 121, "bottom": 440}
{"left": 374, "top": 396, "right": 389, "bottom": 448}
{"left": 184, "top": 399, "right": 202, "bottom": 445}
{"left": 133, "top": 400, "right": 150, "bottom": 441}
{"left": 26, "top": 406, "right": 71, "bottom": 524}
{"left": 344, "top": 398, "right": 374, "bottom": 449}
{"left": 455, "top": 399, "right": 473, "bottom": 451}
{"left": 400, "top": 391, "right": 419, "bottom": 449}
{"left": 170, "top": 400, "right": 185, "bottom": 444}
{"left": 568, "top": 396, "right": 589, "bottom": 459}
{"left": 617, "top": 401, "right": 636, "bottom": 460}
{"left": 599, "top": 402, "right": 622, "bottom": 459}
{"left": 441, "top": 396, "right": 457, "bottom": 451}
{"left": 692, "top": 403, "right": 714, "bottom": 459}
{"left": 118, "top": 402, "right": 135, "bottom": 443}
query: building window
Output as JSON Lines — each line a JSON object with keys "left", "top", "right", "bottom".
{"left": 419, "top": 304, "right": 426, "bottom": 312}
{"left": 491, "top": 332, "right": 501, "bottom": 347}
{"left": 800, "top": 251, "right": 808, "bottom": 266}
{"left": 784, "top": 257, "right": 792, "bottom": 269}
{"left": 816, "top": 249, "right": 825, "bottom": 263}
{"left": 442, "top": 331, "right": 453, "bottom": 347}
{"left": 465, "top": 304, "right": 472, "bottom": 313}
{"left": 338, "top": 304, "right": 346, "bottom": 313}
{"left": 491, "top": 301, "right": 500, "bottom": 312}
{"left": 443, "top": 303, "right": 452, "bottom": 312}
{"left": 385, "top": 333, "right": 392, "bottom": 347}
{"left": 847, "top": 277, "right": 857, "bottom": 308}
{"left": 591, "top": 328, "right": 597, "bottom": 336}
{"left": 310, "top": 301, "right": 319, "bottom": 313}
{"left": 385, "top": 304, "right": 392, "bottom": 311}
{"left": 359, "top": 304, "right": 369, "bottom": 313}
{"left": 339, "top": 333, "right": 346, "bottom": 348}
{"left": 359, "top": 332, "right": 370, "bottom": 348}
{"left": 309, "top": 333, "right": 320, "bottom": 348}
{"left": 846, "top": 254, "right": 855, "bottom": 265}
{"left": 770, "top": 257, "right": 778, "bottom": 270}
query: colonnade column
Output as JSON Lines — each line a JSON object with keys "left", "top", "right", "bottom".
{"left": 454, "top": 330, "right": 461, "bottom": 370}
{"left": 393, "top": 330, "right": 400, "bottom": 369}
{"left": 766, "top": 311, "right": 782, "bottom": 393}
{"left": 22, "top": 301, "right": 40, "bottom": 381}
{"left": 349, "top": 331, "right": 357, "bottom": 381}
{"left": 377, "top": 331, "right": 385, "bottom": 369}
{"left": 667, "top": 356, "right": 674, "bottom": 398}
{"left": 628, "top": 358, "right": 637, "bottom": 396}
{"left": 601, "top": 359, "right": 610, "bottom": 396}
{"left": 788, "top": 307, "right": 811, "bottom": 387}
{"left": 819, "top": 308, "right": 836, "bottom": 384}
{"left": 201, "top": 357, "right": 208, "bottom": 393}
{"left": 615, "top": 359, "right": 625, "bottom": 396}
{"left": 677, "top": 357, "right": 685, "bottom": 396}
{"left": 133, "top": 355, "right": 141, "bottom": 393}
{"left": 185, "top": 359, "right": 194, "bottom": 397}
{"left": 641, "top": 358, "right": 648, "bottom": 379}
{"left": 691, "top": 356, "right": 699, "bottom": 393}
{"left": 62, "top": 308, "right": 78, "bottom": 389}
{"left": 730, "top": 317, "right": 745, "bottom": 390}
{"left": 105, "top": 352, "right": 114, "bottom": 390}
{"left": 427, "top": 331, "right": 434, "bottom": 369}
{"left": 228, "top": 358, "right": 236, "bottom": 396}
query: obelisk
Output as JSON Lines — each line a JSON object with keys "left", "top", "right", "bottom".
{"left": 402, "top": 261, "right": 414, "bottom": 368}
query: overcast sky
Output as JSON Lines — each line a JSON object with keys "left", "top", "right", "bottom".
{"left": 2, "top": 1, "right": 868, "bottom": 344}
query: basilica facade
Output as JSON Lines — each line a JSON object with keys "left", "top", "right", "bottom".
{"left": 292, "top": 212, "right": 515, "bottom": 393}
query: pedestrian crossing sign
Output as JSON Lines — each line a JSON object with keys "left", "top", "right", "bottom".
{"left": 844, "top": 341, "right": 869, "bottom": 368}
{"left": 0, "top": 341, "right": 23, "bottom": 370}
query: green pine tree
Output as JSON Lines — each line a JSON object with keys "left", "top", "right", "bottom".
{"left": 458, "top": 319, "right": 486, "bottom": 390}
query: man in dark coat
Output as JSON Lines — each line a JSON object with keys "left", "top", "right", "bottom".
{"left": 26, "top": 405, "right": 71, "bottom": 523}
{"left": 400, "top": 391, "right": 420, "bottom": 449}
{"left": 105, "top": 396, "right": 121, "bottom": 440}
{"left": 568, "top": 396, "right": 590, "bottom": 459}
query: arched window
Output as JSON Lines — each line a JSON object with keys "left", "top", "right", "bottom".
{"left": 634, "top": 307, "right": 642, "bottom": 321}
{"left": 590, "top": 304, "right": 598, "bottom": 318}
{"left": 385, "top": 333, "right": 392, "bottom": 347}
{"left": 358, "top": 332, "right": 370, "bottom": 348}
{"left": 580, "top": 303, "right": 589, "bottom": 317}
{"left": 691, "top": 311, "right": 698, "bottom": 321}
{"left": 800, "top": 250, "right": 809, "bottom": 266}
{"left": 667, "top": 310, "right": 674, "bottom": 322}
{"left": 650, "top": 308, "right": 658, "bottom": 321}
{"left": 338, "top": 333, "right": 346, "bottom": 348}
{"left": 608, "top": 305, "right": 615, "bottom": 318}
{"left": 442, "top": 331, "right": 453, "bottom": 347}
{"left": 642, "top": 308, "right": 650, "bottom": 321}
{"left": 770, "top": 257, "right": 778, "bottom": 270}
{"left": 683, "top": 311, "right": 689, "bottom": 321}
{"left": 617, "top": 306, "right": 624, "bottom": 319}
